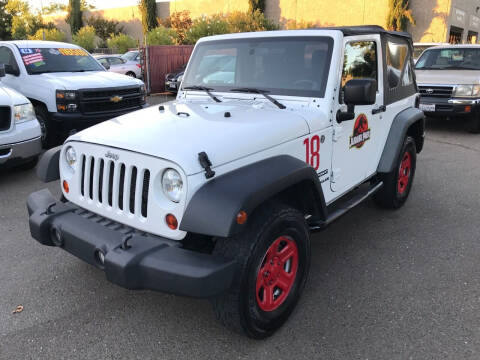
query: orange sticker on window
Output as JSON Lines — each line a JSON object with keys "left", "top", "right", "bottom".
{"left": 58, "top": 48, "right": 88, "bottom": 56}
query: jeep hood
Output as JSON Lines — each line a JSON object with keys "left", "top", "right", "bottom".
{"left": 68, "top": 101, "right": 311, "bottom": 175}
{"left": 416, "top": 69, "right": 480, "bottom": 85}
{"left": 34, "top": 71, "right": 142, "bottom": 90}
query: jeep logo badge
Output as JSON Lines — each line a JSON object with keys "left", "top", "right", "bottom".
{"left": 105, "top": 151, "right": 119, "bottom": 161}
{"left": 110, "top": 95, "right": 123, "bottom": 103}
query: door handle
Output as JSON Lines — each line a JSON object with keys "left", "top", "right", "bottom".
{"left": 372, "top": 105, "right": 386, "bottom": 115}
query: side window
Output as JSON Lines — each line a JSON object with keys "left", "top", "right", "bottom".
{"left": 386, "top": 41, "right": 411, "bottom": 88}
{"left": 0, "top": 46, "right": 19, "bottom": 74}
{"left": 341, "top": 41, "right": 378, "bottom": 89}
{"left": 109, "top": 57, "right": 123, "bottom": 65}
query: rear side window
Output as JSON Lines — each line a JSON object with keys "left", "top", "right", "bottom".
{"left": 109, "top": 57, "right": 124, "bottom": 65}
{"left": 386, "top": 41, "right": 412, "bottom": 88}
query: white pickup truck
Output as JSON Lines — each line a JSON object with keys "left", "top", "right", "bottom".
{"left": 0, "top": 65, "right": 42, "bottom": 169}
{"left": 27, "top": 26, "right": 425, "bottom": 338}
{"left": 0, "top": 41, "right": 146, "bottom": 147}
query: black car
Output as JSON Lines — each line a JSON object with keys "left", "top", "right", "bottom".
{"left": 165, "top": 64, "right": 186, "bottom": 93}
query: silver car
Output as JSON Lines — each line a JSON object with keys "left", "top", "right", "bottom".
{"left": 95, "top": 55, "right": 142, "bottom": 78}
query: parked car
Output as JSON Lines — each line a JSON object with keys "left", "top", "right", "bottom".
{"left": 413, "top": 42, "right": 448, "bottom": 62}
{"left": 0, "top": 65, "right": 42, "bottom": 169}
{"left": 121, "top": 50, "right": 140, "bottom": 63}
{"left": 415, "top": 44, "right": 480, "bottom": 132}
{"left": 164, "top": 64, "right": 186, "bottom": 93}
{"left": 95, "top": 55, "right": 142, "bottom": 78}
{"left": 28, "top": 26, "right": 425, "bottom": 339}
{"left": 0, "top": 40, "right": 146, "bottom": 148}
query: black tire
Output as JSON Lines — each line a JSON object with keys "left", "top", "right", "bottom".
{"left": 373, "top": 136, "right": 417, "bottom": 209}
{"left": 34, "top": 105, "right": 55, "bottom": 148}
{"left": 467, "top": 115, "right": 480, "bottom": 134}
{"left": 126, "top": 71, "right": 136, "bottom": 78}
{"left": 211, "top": 203, "right": 310, "bottom": 339}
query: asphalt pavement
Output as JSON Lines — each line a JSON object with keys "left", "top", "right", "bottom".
{"left": 1, "top": 115, "right": 479, "bottom": 359}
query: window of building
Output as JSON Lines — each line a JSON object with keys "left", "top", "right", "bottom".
{"left": 449, "top": 26, "right": 464, "bottom": 44}
{"left": 467, "top": 31, "right": 478, "bottom": 44}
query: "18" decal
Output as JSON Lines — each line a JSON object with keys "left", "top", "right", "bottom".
{"left": 303, "top": 135, "right": 320, "bottom": 170}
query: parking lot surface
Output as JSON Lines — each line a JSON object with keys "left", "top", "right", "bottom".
{"left": 1, "top": 116, "right": 480, "bottom": 360}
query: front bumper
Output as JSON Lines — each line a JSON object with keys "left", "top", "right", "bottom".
{"left": 27, "top": 189, "right": 236, "bottom": 298}
{"left": 0, "top": 136, "right": 42, "bottom": 166}
{"left": 419, "top": 96, "right": 480, "bottom": 117}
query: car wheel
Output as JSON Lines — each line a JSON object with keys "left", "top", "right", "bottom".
{"left": 126, "top": 72, "right": 136, "bottom": 78}
{"left": 34, "top": 105, "right": 55, "bottom": 149}
{"left": 467, "top": 114, "right": 480, "bottom": 134}
{"left": 373, "top": 136, "right": 417, "bottom": 209}
{"left": 211, "top": 203, "right": 310, "bottom": 339}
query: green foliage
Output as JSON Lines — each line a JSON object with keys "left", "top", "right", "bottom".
{"left": 248, "top": 0, "right": 265, "bottom": 14}
{"left": 0, "top": 0, "right": 12, "bottom": 40}
{"left": 86, "top": 15, "right": 123, "bottom": 46}
{"left": 72, "top": 25, "right": 96, "bottom": 52}
{"left": 107, "top": 33, "right": 137, "bottom": 53}
{"left": 183, "top": 15, "right": 229, "bottom": 45}
{"left": 386, "top": 0, "right": 415, "bottom": 31}
{"left": 158, "top": 10, "right": 192, "bottom": 44}
{"left": 5, "top": 0, "right": 51, "bottom": 39}
{"left": 43, "top": 0, "right": 93, "bottom": 14}
{"left": 28, "top": 28, "right": 66, "bottom": 41}
{"left": 138, "top": 0, "right": 157, "bottom": 33}
{"left": 146, "top": 26, "right": 178, "bottom": 45}
{"left": 226, "top": 10, "right": 278, "bottom": 33}
{"left": 67, "top": 0, "right": 83, "bottom": 35}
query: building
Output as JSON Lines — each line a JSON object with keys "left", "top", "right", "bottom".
{"left": 46, "top": 0, "right": 480, "bottom": 44}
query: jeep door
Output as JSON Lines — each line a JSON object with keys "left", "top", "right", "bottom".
{"left": 330, "top": 35, "right": 386, "bottom": 195}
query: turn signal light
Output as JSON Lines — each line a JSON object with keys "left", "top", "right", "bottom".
{"left": 166, "top": 214, "right": 178, "bottom": 230}
{"left": 465, "top": 105, "right": 472, "bottom": 113}
{"left": 62, "top": 180, "right": 69, "bottom": 193}
{"left": 236, "top": 210, "right": 248, "bottom": 225}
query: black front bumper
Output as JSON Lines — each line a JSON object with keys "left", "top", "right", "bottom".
{"left": 27, "top": 189, "right": 236, "bottom": 298}
{"left": 420, "top": 96, "right": 480, "bottom": 117}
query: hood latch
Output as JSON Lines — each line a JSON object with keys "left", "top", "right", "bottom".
{"left": 198, "top": 152, "right": 215, "bottom": 179}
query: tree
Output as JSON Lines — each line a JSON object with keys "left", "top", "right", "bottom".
{"left": 107, "top": 33, "right": 136, "bottom": 53}
{"left": 0, "top": 0, "right": 12, "bottom": 40}
{"left": 5, "top": 0, "right": 51, "bottom": 39}
{"left": 86, "top": 15, "right": 123, "bottom": 45}
{"left": 72, "top": 25, "right": 97, "bottom": 52}
{"left": 28, "top": 28, "right": 66, "bottom": 41}
{"left": 67, "top": 0, "right": 83, "bottom": 35}
{"left": 158, "top": 10, "right": 192, "bottom": 44}
{"left": 386, "top": 0, "right": 415, "bottom": 32}
{"left": 138, "top": 0, "right": 157, "bottom": 33}
{"left": 248, "top": 0, "right": 265, "bottom": 14}
{"left": 146, "top": 26, "right": 178, "bottom": 45}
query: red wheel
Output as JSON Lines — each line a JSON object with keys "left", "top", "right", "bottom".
{"left": 256, "top": 236, "right": 298, "bottom": 312}
{"left": 397, "top": 151, "right": 412, "bottom": 195}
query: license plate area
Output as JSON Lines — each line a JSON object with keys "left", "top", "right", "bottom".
{"left": 419, "top": 103, "right": 435, "bottom": 112}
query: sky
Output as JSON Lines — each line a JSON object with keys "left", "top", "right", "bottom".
{"left": 29, "top": 0, "right": 167, "bottom": 11}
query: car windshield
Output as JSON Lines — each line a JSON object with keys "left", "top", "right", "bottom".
{"left": 415, "top": 48, "right": 480, "bottom": 70}
{"left": 19, "top": 47, "right": 104, "bottom": 75}
{"left": 181, "top": 36, "right": 334, "bottom": 97}
{"left": 122, "top": 51, "right": 138, "bottom": 61}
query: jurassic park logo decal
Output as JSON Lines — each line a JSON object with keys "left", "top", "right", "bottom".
{"left": 349, "top": 114, "right": 371, "bottom": 149}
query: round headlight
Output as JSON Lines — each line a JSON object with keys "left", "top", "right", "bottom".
{"left": 162, "top": 168, "right": 183, "bottom": 203}
{"left": 65, "top": 146, "right": 77, "bottom": 169}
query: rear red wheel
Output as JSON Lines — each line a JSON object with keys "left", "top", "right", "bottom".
{"left": 397, "top": 152, "right": 412, "bottom": 195}
{"left": 256, "top": 236, "right": 298, "bottom": 312}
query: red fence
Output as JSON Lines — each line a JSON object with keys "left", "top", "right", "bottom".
{"left": 141, "top": 45, "right": 194, "bottom": 94}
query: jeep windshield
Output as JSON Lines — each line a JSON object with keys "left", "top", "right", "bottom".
{"left": 415, "top": 48, "right": 480, "bottom": 70}
{"left": 181, "top": 36, "right": 334, "bottom": 98}
{"left": 19, "top": 47, "right": 104, "bottom": 75}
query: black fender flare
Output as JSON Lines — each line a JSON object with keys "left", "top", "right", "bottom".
{"left": 36, "top": 146, "right": 61, "bottom": 182}
{"left": 179, "top": 155, "right": 327, "bottom": 238}
{"left": 377, "top": 107, "right": 425, "bottom": 174}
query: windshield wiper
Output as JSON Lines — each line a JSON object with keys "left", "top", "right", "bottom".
{"left": 229, "top": 87, "right": 286, "bottom": 109}
{"left": 182, "top": 85, "right": 221, "bottom": 103}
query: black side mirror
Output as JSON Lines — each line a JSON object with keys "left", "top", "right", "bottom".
{"left": 0, "top": 64, "right": 5, "bottom": 78}
{"left": 337, "top": 79, "right": 377, "bottom": 122}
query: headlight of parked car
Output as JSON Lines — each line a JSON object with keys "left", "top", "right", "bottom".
{"left": 64, "top": 146, "right": 77, "bottom": 170}
{"left": 176, "top": 75, "right": 183, "bottom": 83}
{"left": 13, "top": 103, "right": 36, "bottom": 123}
{"left": 162, "top": 168, "right": 183, "bottom": 203}
{"left": 56, "top": 90, "right": 78, "bottom": 112}
{"left": 453, "top": 84, "right": 480, "bottom": 97}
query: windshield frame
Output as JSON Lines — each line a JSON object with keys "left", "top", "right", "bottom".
{"left": 18, "top": 47, "right": 105, "bottom": 75}
{"left": 181, "top": 36, "right": 334, "bottom": 98}
{"left": 415, "top": 47, "right": 480, "bottom": 70}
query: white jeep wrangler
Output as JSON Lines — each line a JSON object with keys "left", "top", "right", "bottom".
{"left": 0, "top": 41, "right": 146, "bottom": 148}
{"left": 27, "top": 26, "right": 425, "bottom": 339}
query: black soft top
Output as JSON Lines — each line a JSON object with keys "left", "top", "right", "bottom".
{"left": 311, "top": 25, "right": 412, "bottom": 39}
